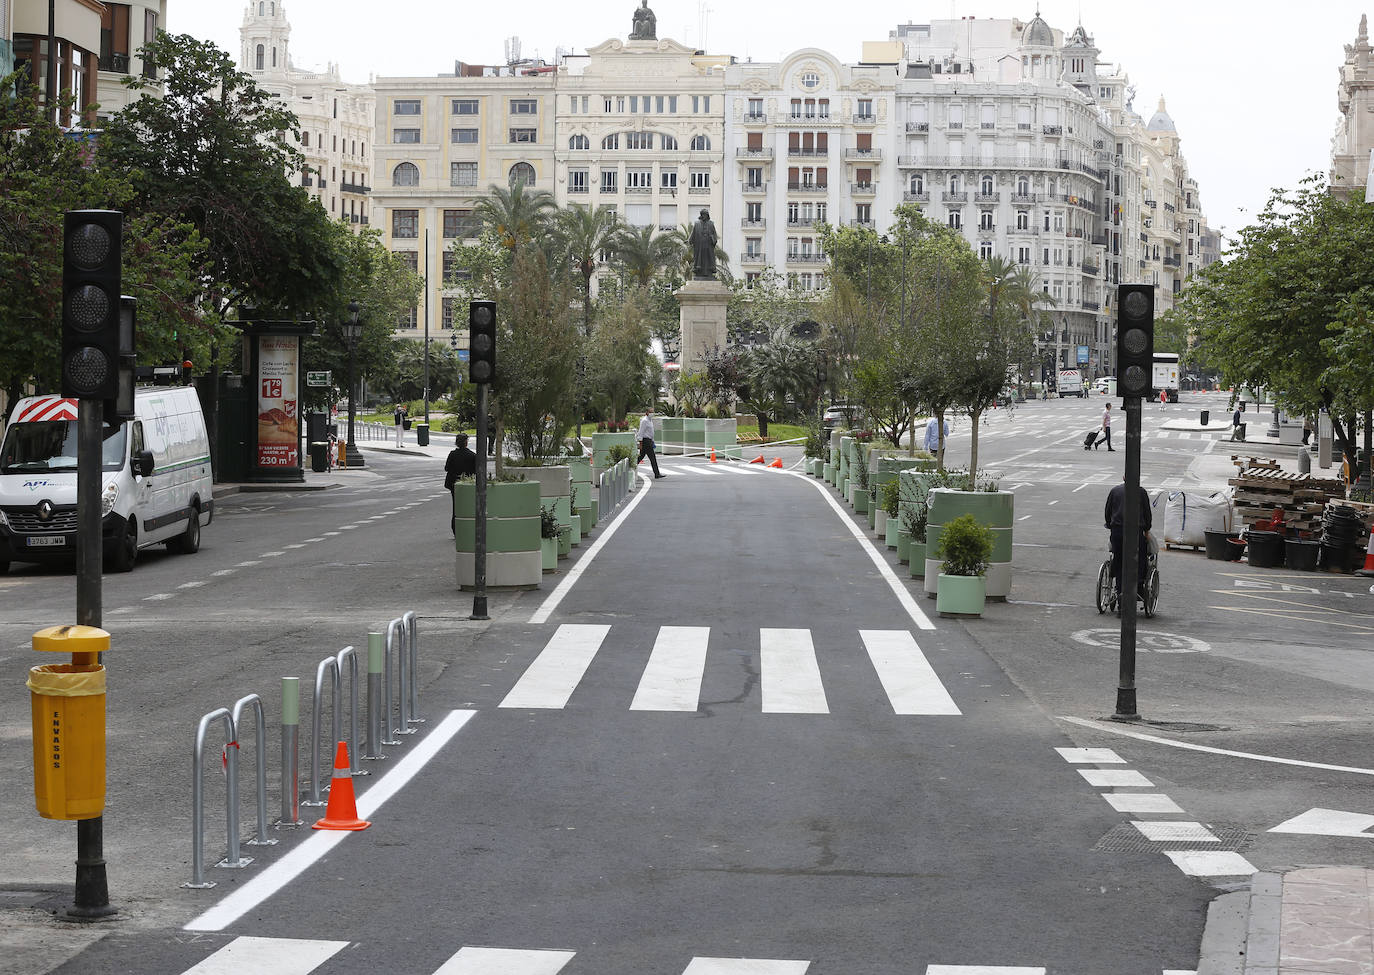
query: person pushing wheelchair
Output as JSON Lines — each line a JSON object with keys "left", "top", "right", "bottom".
{"left": 1105, "top": 481, "right": 1153, "bottom": 600}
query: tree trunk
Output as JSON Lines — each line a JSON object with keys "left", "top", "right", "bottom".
{"left": 935, "top": 409, "right": 946, "bottom": 472}
{"left": 968, "top": 408, "right": 981, "bottom": 481}
{"left": 757, "top": 412, "right": 769, "bottom": 438}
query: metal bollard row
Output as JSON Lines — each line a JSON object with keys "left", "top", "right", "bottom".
{"left": 185, "top": 611, "right": 425, "bottom": 889}
{"left": 597, "top": 458, "right": 633, "bottom": 522}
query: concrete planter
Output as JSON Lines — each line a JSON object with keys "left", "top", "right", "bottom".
{"left": 524, "top": 466, "right": 573, "bottom": 559}
{"left": 822, "top": 462, "right": 835, "bottom": 483}
{"left": 591, "top": 431, "right": 636, "bottom": 474}
{"left": 867, "top": 494, "right": 878, "bottom": 529}
{"left": 454, "top": 480, "right": 542, "bottom": 590}
{"left": 885, "top": 515, "right": 901, "bottom": 549}
{"left": 897, "top": 528, "right": 911, "bottom": 564}
{"left": 660, "top": 416, "right": 684, "bottom": 455}
{"left": 580, "top": 499, "right": 598, "bottom": 535}
{"left": 541, "top": 536, "right": 557, "bottom": 572}
{"left": 851, "top": 484, "right": 869, "bottom": 515}
{"left": 936, "top": 573, "right": 986, "bottom": 618}
{"left": 923, "top": 489, "right": 1014, "bottom": 601}
{"left": 705, "top": 418, "right": 739, "bottom": 460}
{"left": 682, "top": 417, "right": 707, "bottom": 457}
{"left": 874, "top": 508, "right": 888, "bottom": 536}
{"left": 567, "top": 457, "right": 592, "bottom": 547}
{"left": 908, "top": 539, "right": 926, "bottom": 578}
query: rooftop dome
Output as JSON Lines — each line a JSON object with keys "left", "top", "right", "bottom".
{"left": 1146, "top": 96, "right": 1176, "bottom": 133}
{"left": 1021, "top": 11, "right": 1055, "bottom": 48}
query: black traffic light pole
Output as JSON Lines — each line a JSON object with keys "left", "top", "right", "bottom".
{"left": 468, "top": 301, "right": 496, "bottom": 621}
{"left": 1113, "top": 284, "right": 1154, "bottom": 721}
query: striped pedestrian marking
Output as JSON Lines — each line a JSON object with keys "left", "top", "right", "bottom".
{"left": 760, "top": 628, "right": 829, "bottom": 713}
{"left": 500, "top": 624, "right": 611, "bottom": 709}
{"left": 433, "top": 946, "right": 576, "bottom": 974}
{"left": 182, "top": 937, "right": 348, "bottom": 975}
{"left": 926, "top": 967, "right": 1044, "bottom": 974}
{"left": 631, "top": 626, "right": 711, "bottom": 711}
{"left": 860, "top": 630, "right": 961, "bottom": 715}
{"left": 1163, "top": 850, "right": 1257, "bottom": 877}
{"left": 682, "top": 960, "right": 811, "bottom": 974}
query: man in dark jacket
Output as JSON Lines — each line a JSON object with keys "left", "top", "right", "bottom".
{"left": 1105, "top": 481, "right": 1152, "bottom": 595}
{"left": 444, "top": 434, "right": 477, "bottom": 534}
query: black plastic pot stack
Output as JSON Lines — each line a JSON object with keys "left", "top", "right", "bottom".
{"left": 1320, "top": 504, "right": 1364, "bottom": 571}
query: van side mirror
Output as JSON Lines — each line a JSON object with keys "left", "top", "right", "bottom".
{"left": 136, "top": 450, "right": 154, "bottom": 477}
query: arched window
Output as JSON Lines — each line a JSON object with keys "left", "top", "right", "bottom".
{"left": 690, "top": 134, "right": 710, "bottom": 151}
{"left": 949, "top": 174, "right": 961, "bottom": 194}
{"left": 569, "top": 134, "right": 590, "bottom": 150}
{"left": 660, "top": 134, "right": 678, "bottom": 150}
{"left": 271, "top": 47, "right": 277, "bottom": 68}
{"left": 910, "top": 173, "right": 924, "bottom": 194}
{"left": 270, "top": 2, "right": 275, "bottom": 12}
{"left": 393, "top": 162, "right": 420, "bottom": 187}
{"left": 509, "top": 162, "right": 536, "bottom": 188}
{"left": 258, "top": 2, "right": 265, "bottom": 14}
{"left": 1016, "top": 176, "right": 1029, "bottom": 196}
{"left": 980, "top": 175, "right": 993, "bottom": 196}
{"left": 302, "top": 131, "right": 310, "bottom": 147}
{"left": 602, "top": 133, "right": 619, "bottom": 150}
{"left": 255, "top": 45, "right": 264, "bottom": 71}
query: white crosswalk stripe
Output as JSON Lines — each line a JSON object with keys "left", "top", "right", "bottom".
{"left": 682, "top": 960, "right": 811, "bottom": 974}
{"left": 181, "top": 937, "right": 348, "bottom": 975}
{"left": 501, "top": 626, "right": 957, "bottom": 716}
{"left": 433, "top": 946, "right": 576, "bottom": 974}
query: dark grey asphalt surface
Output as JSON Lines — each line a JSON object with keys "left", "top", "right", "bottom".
{"left": 5, "top": 392, "right": 1372, "bottom": 974}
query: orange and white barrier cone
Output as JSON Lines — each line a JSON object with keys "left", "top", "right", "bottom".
{"left": 768, "top": 457, "right": 783, "bottom": 468}
{"left": 1357, "top": 532, "right": 1374, "bottom": 577}
{"left": 709, "top": 448, "right": 716, "bottom": 463}
{"left": 312, "top": 741, "right": 371, "bottom": 831}
{"left": 749, "top": 455, "right": 765, "bottom": 465}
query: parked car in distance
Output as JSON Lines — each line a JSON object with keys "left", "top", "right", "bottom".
{"left": 1094, "top": 377, "right": 1117, "bottom": 396}
{"left": 822, "top": 403, "right": 857, "bottom": 428}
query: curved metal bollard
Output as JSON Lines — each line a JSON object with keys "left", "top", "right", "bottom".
{"left": 184, "top": 708, "right": 237, "bottom": 888}
{"left": 231, "top": 694, "right": 278, "bottom": 849}
{"left": 403, "top": 611, "right": 422, "bottom": 725}
{"left": 336, "top": 646, "right": 367, "bottom": 775}
{"left": 385, "top": 618, "right": 413, "bottom": 738}
{"left": 305, "top": 655, "right": 341, "bottom": 806}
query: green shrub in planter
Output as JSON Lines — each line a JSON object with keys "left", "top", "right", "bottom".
{"left": 881, "top": 479, "right": 900, "bottom": 518}
{"left": 607, "top": 444, "right": 634, "bottom": 465}
{"left": 935, "top": 513, "right": 994, "bottom": 576}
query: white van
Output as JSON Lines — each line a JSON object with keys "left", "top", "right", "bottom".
{"left": 0, "top": 387, "right": 213, "bottom": 573}
{"left": 1056, "top": 369, "right": 1086, "bottom": 398}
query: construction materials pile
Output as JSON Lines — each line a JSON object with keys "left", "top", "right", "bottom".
{"left": 1228, "top": 456, "right": 1346, "bottom": 537}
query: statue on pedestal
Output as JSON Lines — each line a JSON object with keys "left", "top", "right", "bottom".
{"left": 630, "top": 1, "right": 657, "bottom": 40}
{"left": 688, "top": 209, "right": 718, "bottom": 280}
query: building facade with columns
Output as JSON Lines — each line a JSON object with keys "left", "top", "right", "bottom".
{"left": 1331, "top": 15, "right": 1374, "bottom": 199}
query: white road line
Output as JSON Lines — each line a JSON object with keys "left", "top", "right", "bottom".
{"left": 1059, "top": 715, "right": 1374, "bottom": 776}
{"left": 304, "top": 537, "right": 325, "bottom": 543}
{"left": 1072, "top": 484, "right": 1091, "bottom": 493}
{"left": 859, "top": 630, "right": 960, "bottom": 715}
{"left": 926, "top": 967, "right": 1045, "bottom": 974}
{"left": 185, "top": 709, "right": 476, "bottom": 932}
{"left": 323, "top": 532, "right": 341, "bottom": 536}
{"left": 777, "top": 469, "right": 935, "bottom": 631}
{"left": 434, "top": 946, "right": 576, "bottom": 975}
{"left": 211, "top": 570, "right": 235, "bottom": 577}
{"left": 500, "top": 624, "right": 611, "bottom": 709}
{"left": 1055, "top": 747, "right": 1125, "bottom": 763}
{"left": 177, "top": 581, "right": 206, "bottom": 589}
{"left": 236, "top": 560, "right": 263, "bottom": 567}
{"left": 284, "top": 544, "right": 307, "bottom": 549}
{"left": 1163, "top": 850, "right": 1257, "bottom": 877}
{"left": 1134, "top": 821, "right": 1219, "bottom": 842}
{"left": 1078, "top": 769, "right": 1152, "bottom": 788}
{"left": 1047, "top": 500, "right": 1059, "bottom": 505}
{"left": 683, "top": 959, "right": 811, "bottom": 974}
{"left": 180, "top": 936, "right": 349, "bottom": 975}
{"left": 760, "top": 628, "right": 828, "bottom": 714}
{"left": 1017, "top": 515, "right": 1032, "bottom": 522}
{"left": 1102, "top": 793, "right": 1185, "bottom": 814}
{"left": 260, "top": 551, "right": 285, "bottom": 557}
{"left": 689, "top": 466, "right": 727, "bottom": 476}
{"left": 630, "top": 626, "right": 710, "bottom": 712}
{"left": 1010, "top": 482, "right": 1032, "bottom": 490}
{"left": 143, "top": 593, "right": 173, "bottom": 601}
{"left": 528, "top": 474, "right": 654, "bottom": 625}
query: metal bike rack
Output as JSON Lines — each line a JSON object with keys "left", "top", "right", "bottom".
{"left": 335, "top": 645, "right": 367, "bottom": 776}
{"left": 184, "top": 708, "right": 240, "bottom": 888}
{"left": 231, "top": 694, "right": 278, "bottom": 849}
{"left": 384, "top": 618, "right": 413, "bottom": 738}
{"left": 403, "top": 611, "right": 422, "bottom": 725}
{"left": 305, "top": 654, "right": 342, "bottom": 806}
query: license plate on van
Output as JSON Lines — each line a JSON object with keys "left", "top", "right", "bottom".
{"left": 26, "top": 536, "right": 67, "bottom": 547}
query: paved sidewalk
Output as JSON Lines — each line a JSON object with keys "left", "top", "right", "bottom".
{"left": 1200, "top": 867, "right": 1374, "bottom": 975}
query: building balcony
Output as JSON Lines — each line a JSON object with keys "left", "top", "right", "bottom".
{"left": 99, "top": 53, "right": 130, "bottom": 73}
{"left": 1163, "top": 255, "right": 1182, "bottom": 267}
{"left": 947, "top": 121, "right": 964, "bottom": 129}
{"left": 318, "top": 180, "right": 327, "bottom": 189}
{"left": 844, "top": 148, "right": 882, "bottom": 161}
{"left": 1083, "top": 299, "right": 1100, "bottom": 311}
{"left": 787, "top": 182, "right": 829, "bottom": 194}
{"left": 787, "top": 147, "right": 829, "bottom": 158}
{"left": 1067, "top": 228, "right": 1084, "bottom": 238}
{"left": 625, "top": 185, "right": 652, "bottom": 194}
{"left": 1081, "top": 262, "right": 1100, "bottom": 275}
{"left": 1145, "top": 199, "right": 1157, "bottom": 209}
{"left": 1092, "top": 232, "right": 1109, "bottom": 246}
{"left": 1043, "top": 124, "right": 1063, "bottom": 135}
{"left": 1012, "top": 192, "right": 1037, "bottom": 203}
{"left": 660, "top": 186, "right": 678, "bottom": 196}
{"left": 741, "top": 252, "right": 768, "bottom": 264}
{"left": 851, "top": 182, "right": 877, "bottom": 195}
{"left": 788, "top": 113, "right": 834, "bottom": 124}
{"left": 786, "top": 218, "right": 816, "bottom": 229}
{"left": 849, "top": 220, "right": 875, "bottom": 229}
{"left": 974, "top": 192, "right": 998, "bottom": 203}
{"left": 568, "top": 185, "right": 589, "bottom": 194}
{"left": 744, "top": 112, "right": 768, "bottom": 124}
{"left": 361, "top": 216, "right": 369, "bottom": 225}
{"left": 339, "top": 182, "right": 371, "bottom": 194}
{"left": 942, "top": 191, "right": 968, "bottom": 203}
{"left": 736, "top": 147, "right": 774, "bottom": 159}
{"left": 688, "top": 185, "right": 711, "bottom": 194}
{"left": 786, "top": 253, "right": 827, "bottom": 264}
{"left": 742, "top": 181, "right": 769, "bottom": 194}
{"left": 981, "top": 122, "right": 997, "bottom": 130}
{"left": 853, "top": 113, "right": 877, "bottom": 125}
{"left": 1010, "top": 225, "right": 1039, "bottom": 235}
{"left": 903, "top": 190, "right": 930, "bottom": 202}
{"left": 741, "top": 219, "right": 766, "bottom": 229}
{"left": 906, "top": 121, "right": 930, "bottom": 132}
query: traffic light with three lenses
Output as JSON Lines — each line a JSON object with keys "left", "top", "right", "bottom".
{"left": 1115, "top": 283, "right": 1154, "bottom": 399}
{"left": 469, "top": 300, "right": 496, "bottom": 384}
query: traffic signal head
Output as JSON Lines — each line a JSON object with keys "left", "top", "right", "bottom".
{"left": 469, "top": 300, "right": 496, "bottom": 384}
{"left": 1115, "top": 283, "right": 1154, "bottom": 399}
{"left": 62, "top": 210, "right": 123, "bottom": 400}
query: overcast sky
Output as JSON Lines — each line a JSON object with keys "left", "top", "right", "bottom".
{"left": 169, "top": 1, "right": 1370, "bottom": 241}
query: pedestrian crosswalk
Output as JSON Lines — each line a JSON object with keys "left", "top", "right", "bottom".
{"left": 171, "top": 937, "right": 1196, "bottom": 975}
{"left": 498, "top": 624, "right": 961, "bottom": 716}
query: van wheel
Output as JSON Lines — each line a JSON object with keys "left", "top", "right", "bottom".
{"left": 108, "top": 519, "right": 137, "bottom": 573}
{"left": 169, "top": 508, "right": 201, "bottom": 554}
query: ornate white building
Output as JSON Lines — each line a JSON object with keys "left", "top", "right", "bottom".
{"left": 1331, "top": 15, "right": 1374, "bottom": 199}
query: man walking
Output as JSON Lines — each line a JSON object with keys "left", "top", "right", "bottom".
{"left": 637, "top": 408, "right": 665, "bottom": 479}
{"left": 924, "top": 415, "right": 950, "bottom": 459}
{"left": 394, "top": 404, "right": 407, "bottom": 447}
{"left": 1096, "top": 402, "right": 1114, "bottom": 451}
{"left": 444, "top": 434, "right": 477, "bottom": 535}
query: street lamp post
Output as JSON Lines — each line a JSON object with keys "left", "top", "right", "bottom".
{"left": 343, "top": 300, "right": 365, "bottom": 468}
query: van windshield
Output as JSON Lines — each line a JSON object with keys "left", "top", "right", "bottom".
{"left": 0, "top": 421, "right": 127, "bottom": 474}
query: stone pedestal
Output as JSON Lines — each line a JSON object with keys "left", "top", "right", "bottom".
{"left": 675, "top": 278, "right": 731, "bottom": 373}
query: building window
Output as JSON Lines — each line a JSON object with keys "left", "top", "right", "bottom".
{"left": 451, "top": 162, "right": 477, "bottom": 186}
{"left": 658, "top": 204, "right": 677, "bottom": 229}
{"left": 801, "top": 72, "right": 819, "bottom": 88}
{"left": 442, "top": 297, "right": 457, "bottom": 330}
{"left": 626, "top": 131, "right": 653, "bottom": 149}
{"left": 601, "top": 169, "right": 618, "bottom": 193}
{"left": 910, "top": 173, "right": 924, "bottom": 194}
{"left": 602, "top": 133, "right": 620, "bottom": 150}
{"left": 393, "top": 129, "right": 421, "bottom": 144}
{"left": 1016, "top": 176, "right": 1030, "bottom": 196}
{"left": 856, "top": 99, "right": 873, "bottom": 119}
{"left": 569, "top": 169, "right": 589, "bottom": 193}
{"left": 452, "top": 99, "right": 478, "bottom": 115}
{"left": 510, "top": 99, "right": 538, "bottom": 114}
{"left": 979, "top": 210, "right": 993, "bottom": 230}
{"left": 394, "top": 99, "right": 421, "bottom": 115}
{"left": 398, "top": 307, "right": 417, "bottom": 330}
{"left": 255, "top": 44, "right": 264, "bottom": 71}
{"left": 393, "top": 162, "right": 420, "bottom": 186}
{"left": 746, "top": 167, "right": 763, "bottom": 188}
{"left": 979, "top": 241, "right": 994, "bottom": 260}
{"left": 690, "top": 170, "right": 710, "bottom": 189}
{"left": 1015, "top": 210, "right": 1029, "bottom": 230}
{"left": 661, "top": 134, "right": 678, "bottom": 150}
{"left": 855, "top": 203, "right": 872, "bottom": 224}
{"left": 627, "top": 168, "right": 653, "bottom": 189}
{"left": 509, "top": 162, "right": 536, "bottom": 188}
{"left": 569, "top": 134, "right": 590, "bottom": 150}
{"left": 443, "top": 209, "right": 479, "bottom": 238}
{"left": 1017, "top": 246, "right": 1030, "bottom": 265}
{"left": 980, "top": 175, "right": 994, "bottom": 196}
{"left": 509, "top": 128, "right": 537, "bottom": 143}
{"left": 690, "top": 134, "right": 711, "bottom": 151}
{"left": 661, "top": 170, "right": 678, "bottom": 190}
{"left": 745, "top": 202, "right": 762, "bottom": 222}
{"left": 747, "top": 98, "right": 763, "bottom": 118}
{"left": 392, "top": 210, "right": 419, "bottom": 239}
{"left": 691, "top": 95, "right": 711, "bottom": 112}
{"left": 948, "top": 211, "right": 962, "bottom": 229}
{"left": 451, "top": 128, "right": 478, "bottom": 144}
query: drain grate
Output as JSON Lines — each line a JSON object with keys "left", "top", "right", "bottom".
{"left": 1092, "top": 822, "right": 1255, "bottom": 854}
{"left": 1144, "top": 721, "right": 1230, "bottom": 733}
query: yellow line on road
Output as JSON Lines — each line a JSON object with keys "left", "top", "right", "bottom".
{"left": 1208, "top": 588, "right": 1374, "bottom": 620}
{"left": 1207, "top": 605, "right": 1374, "bottom": 634}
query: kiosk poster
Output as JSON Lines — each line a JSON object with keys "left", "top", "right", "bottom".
{"left": 257, "top": 335, "right": 300, "bottom": 468}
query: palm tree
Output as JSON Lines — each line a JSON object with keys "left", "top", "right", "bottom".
{"left": 475, "top": 181, "right": 556, "bottom": 254}
{"left": 614, "top": 224, "right": 683, "bottom": 290}
{"left": 556, "top": 204, "right": 622, "bottom": 337}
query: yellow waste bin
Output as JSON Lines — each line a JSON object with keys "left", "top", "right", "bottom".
{"left": 29, "top": 662, "right": 107, "bottom": 820}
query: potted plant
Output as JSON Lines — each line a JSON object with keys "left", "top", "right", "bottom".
{"left": 934, "top": 513, "right": 994, "bottom": 618}
{"left": 901, "top": 493, "right": 929, "bottom": 576}
{"left": 850, "top": 444, "right": 870, "bottom": 515}
{"left": 539, "top": 506, "right": 562, "bottom": 573}
{"left": 877, "top": 478, "right": 900, "bottom": 538}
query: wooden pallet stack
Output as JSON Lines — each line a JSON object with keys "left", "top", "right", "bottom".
{"left": 1228, "top": 456, "right": 1346, "bottom": 536}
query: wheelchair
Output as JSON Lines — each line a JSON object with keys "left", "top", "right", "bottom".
{"left": 1096, "top": 533, "right": 1159, "bottom": 618}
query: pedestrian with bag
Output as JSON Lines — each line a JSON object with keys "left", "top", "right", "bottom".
{"left": 394, "top": 404, "right": 407, "bottom": 447}
{"left": 637, "top": 408, "right": 665, "bottom": 479}
{"left": 1095, "top": 402, "right": 1114, "bottom": 451}
{"left": 444, "top": 433, "right": 477, "bottom": 535}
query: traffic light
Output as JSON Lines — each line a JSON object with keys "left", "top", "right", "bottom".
{"left": 469, "top": 300, "right": 496, "bottom": 384}
{"left": 1115, "top": 283, "right": 1154, "bottom": 399}
{"left": 62, "top": 210, "right": 123, "bottom": 401}
{"left": 112, "top": 295, "right": 137, "bottom": 420}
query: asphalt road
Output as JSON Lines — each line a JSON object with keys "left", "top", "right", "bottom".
{"left": 3, "top": 392, "right": 1371, "bottom": 975}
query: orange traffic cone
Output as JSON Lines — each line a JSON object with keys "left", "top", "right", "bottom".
{"left": 312, "top": 741, "right": 371, "bottom": 831}
{"left": 749, "top": 455, "right": 765, "bottom": 464}
{"left": 768, "top": 457, "right": 783, "bottom": 468}
{"left": 709, "top": 448, "right": 717, "bottom": 463}
{"left": 1357, "top": 532, "right": 1374, "bottom": 577}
